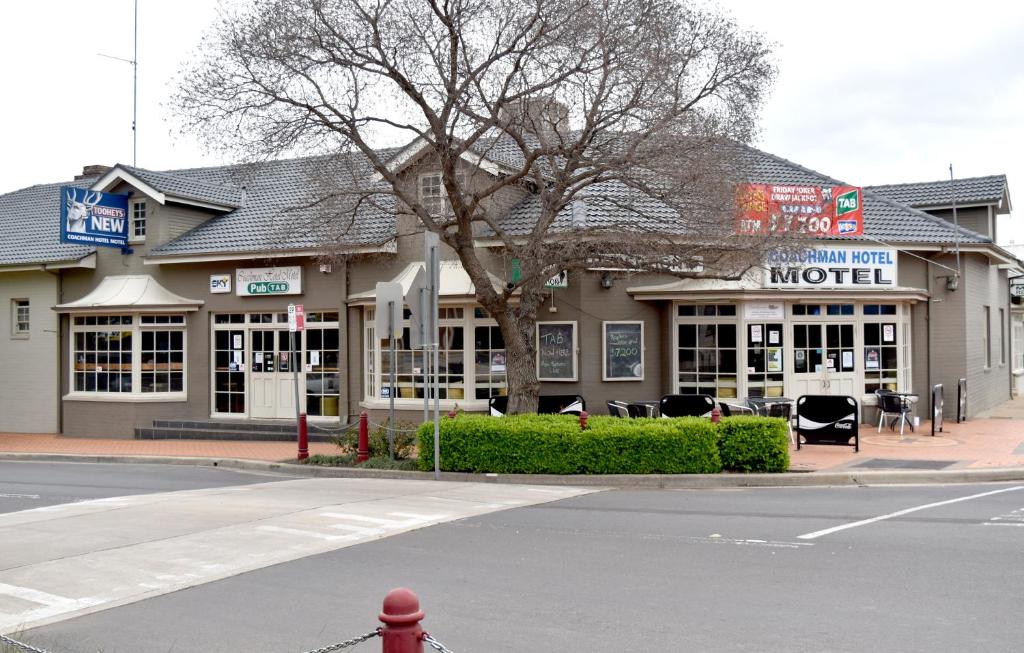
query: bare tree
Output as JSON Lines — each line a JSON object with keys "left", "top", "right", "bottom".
{"left": 176, "top": 0, "right": 779, "bottom": 413}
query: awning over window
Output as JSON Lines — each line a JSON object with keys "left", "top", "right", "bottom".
{"left": 347, "top": 260, "right": 506, "bottom": 305}
{"left": 54, "top": 275, "right": 204, "bottom": 313}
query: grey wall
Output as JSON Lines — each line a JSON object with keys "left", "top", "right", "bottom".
{"left": 927, "top": 206, "right": 992, "bottom": 240}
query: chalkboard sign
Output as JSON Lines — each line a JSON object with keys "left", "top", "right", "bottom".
{"left": 537, "top": 322, "right": 577, "bottom": 381}
{"left": 604, "top": 322, "right": 643, "bottom": 380}
{"left": 957, "top": 377, "right": 967, "bottom": 423}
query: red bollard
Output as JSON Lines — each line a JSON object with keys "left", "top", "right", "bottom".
{"left": 447, "top": 408, "right": 457, "bottom": 419}
{"left": 357, "top": 412, "right": 370, "bottom": 463}
{"left": 297, "top": 413, "right": 309, "bottom": 461}
{"left": 710, "top": 407, "right": 721, "bottom": 423}
{"left": 379, "top": 588, "right": 424, "bottom": 653}
{"left": 579, "top": 410, "right": 588, "bottom": 430}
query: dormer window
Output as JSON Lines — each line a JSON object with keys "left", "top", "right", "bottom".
{"left": 131, "top": 200, "right": 147, "bottom": 242}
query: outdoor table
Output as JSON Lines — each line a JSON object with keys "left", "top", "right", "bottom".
{"left": 746, "top": 396, "right": 794, "bottom": 417}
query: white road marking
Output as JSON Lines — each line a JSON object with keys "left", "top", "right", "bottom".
{"left": 320, "top": 512, "right": 402, "bottom": 525}
{"left": 798, "top": 486, "right": 1024, "bottom": 540}
{"left": 983, "top": 507, "right": 1024, "bottom": 526}
{"left": 255, "top": 525, "right": 351, "bottom": 541}
{"left": 0, "top": 493, "right": 41, "bottom": 500}
{"left": 983, "top": 522, "right": 1024, "bottom": 527}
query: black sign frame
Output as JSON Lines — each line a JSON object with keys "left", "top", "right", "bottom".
{"left": 536, "top": 322, "right": 577, "bottom": 381}
{"left": 796, "top": 395, "right": 859, "bottom": 451}
{"left": 603, "top": 321, "right": 644, "bottom": 381}
{"left": 957, "top": 377, "right": 967, "bottom": 423}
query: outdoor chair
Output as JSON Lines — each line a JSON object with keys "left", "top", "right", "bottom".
{"left": 876, "top": 390, "right": 913, "bottom": 435}
{"left": 767, "top": 401, "right": 795, "bottom": 444}
{"left": 719, "top": 401, "right": 755, "bottom": 417}
{"left": 607, "top": 400, "right": 630, "bottom": 418}
{"left": 659, "top": 394, "right": 715, "bottom": 418}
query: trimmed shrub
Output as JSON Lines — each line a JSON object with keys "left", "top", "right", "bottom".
{"left": 717, "top": 416, "right": 790, "bottom": 473}
{"left": 417, "top": 414, "right": 721, "bottom": 474}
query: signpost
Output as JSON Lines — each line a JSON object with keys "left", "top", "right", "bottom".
{"left": 287, "top": 303, "right": 308, "bottom": 460}
{"left": 424, "top": 232, "right": 441, "bottom": 480}
{"left": 375, "top": 282, "right": 404, "bottom": 458}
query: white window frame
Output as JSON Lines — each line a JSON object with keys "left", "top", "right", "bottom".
{"left": 602, "top": 321, "right": 644, "bottom": 381}
{"left": 130, "top": 199, "right": 147, "bottom": 243}
{"left": 418, "top": 172, "right": 464, "bottom": 217}
{"left": 66, "top": 313, "right": 188, "bottom": 402}
{"left": 361, "top": 304, "right": 499, "bottom": 410}
{"left": 536, "top": 321, "right": 579, "bottom": 382}
{"left": 673, "top": 303, "right": 739, "bottom": 400}
{"left": 984, "top": 305, "right": 992, "bottom": 369}
{"left": 11, "top": 298, "right": 29, "bottom": 338}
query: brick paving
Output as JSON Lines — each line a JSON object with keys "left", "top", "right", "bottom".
{"left": 2, "top": 400, "right": 1024, "bottom": 472}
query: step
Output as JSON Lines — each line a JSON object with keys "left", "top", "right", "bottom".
{"left": 134, "top": 426, "right": 339, "bottom": 443}
{"left": 152, "top": 419, "right": 297, "bottom": 433}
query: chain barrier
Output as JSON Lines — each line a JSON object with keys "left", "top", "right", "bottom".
{"left": 0, "top": 633, "right": 53, "bottom": 653}
{"left": 298, "top": 628, "right": 381, "bottom": 653}
{"left": 366, "top": 420, "right": 422, "bottom": 434}
{"left": 422, "top": 633, "right": 455, "bottom": 653}
{"left": 307, "top": 420, "right": 360, "bottom": 434}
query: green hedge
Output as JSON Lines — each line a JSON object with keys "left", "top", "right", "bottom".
{"left": 717, "top": 416, "right": 790, "bottom": 473}
{"left": 417, "top": 414, "right": 721, "bottom": 474}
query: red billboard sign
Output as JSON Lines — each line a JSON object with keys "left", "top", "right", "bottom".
{"left": 736, "top": 184, "right": 863, "bottom": 237}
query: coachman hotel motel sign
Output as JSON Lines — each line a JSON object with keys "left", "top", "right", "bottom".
{"left": 236, "top": 266, "right": 303, "bottom": 296}
{"left": 59, "top": 187, "right": 130, "bottom": 248}
{"left": 765, "top": 247, "right": 897, "bottom": 288}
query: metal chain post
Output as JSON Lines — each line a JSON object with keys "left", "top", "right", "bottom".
{"left": 0, "top": 633, "right": 54, "bottom": 653}
{"left": 421, "top": 633, "right": 455, "bottom": 653}
{"left": 299, "top": 629, "right": 381, "bottom": 653}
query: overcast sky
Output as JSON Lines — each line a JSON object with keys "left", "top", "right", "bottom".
{"left": 2, "top": 0, "right": 1021, "bottom": 240}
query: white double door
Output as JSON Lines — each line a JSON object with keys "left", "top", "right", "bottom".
{"left": 791, "top": 322, "right": 858, "bottom": 397}
{"left": 250, "top": 329, "right": 301, "bottom": 419}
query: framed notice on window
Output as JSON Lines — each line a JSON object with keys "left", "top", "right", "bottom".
{"left": 603, "top": 321, "right": 644, "bottom": 381}
{"left": 537, "top": 322, "right": 577, "bottom": 381}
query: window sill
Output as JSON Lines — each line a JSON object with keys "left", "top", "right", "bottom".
{"left": 360, "top": 398, "right": 489, "bottom": 412}
{"left": 10, "top": 333, "right": 29, "bottom": 340}
{"left": 63, "top": 392, "right": 188, "bottom": 403}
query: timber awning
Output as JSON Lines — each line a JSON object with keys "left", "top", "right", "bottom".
{"left": 54, "top": 275, "right": 204, "bottom": 313}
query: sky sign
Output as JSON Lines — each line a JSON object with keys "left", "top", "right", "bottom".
{"left": 736, "top": 184, "right": 863, "bottom": 237}
{"left": 59, "top": 187, "right": 130, "bottom": 248}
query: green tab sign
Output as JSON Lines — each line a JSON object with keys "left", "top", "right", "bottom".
{"left": 836, "top": 189, "right": 859, "bottom": 216}
{"left": 247, "top": 281, "right": 290, "bottom": 295}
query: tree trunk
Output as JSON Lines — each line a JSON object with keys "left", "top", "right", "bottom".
{"left": 495, "top": 302, "right": 540, "bottom": 414}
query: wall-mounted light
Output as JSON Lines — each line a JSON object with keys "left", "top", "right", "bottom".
{"left": 600, "top": 271, "right": 614, "bottom": 289}
{"left": 945, "top": 274, "right": 959, "bottom": 291}
{"left": 319, "top": 263, "right": 332, "bottom": 274}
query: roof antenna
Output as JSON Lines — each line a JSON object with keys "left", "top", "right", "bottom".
{"left": 97, "top": 0, "right": 138, "bottom": 166}
{"left": 948, "top": 163, "right": 961, "bottom": 291}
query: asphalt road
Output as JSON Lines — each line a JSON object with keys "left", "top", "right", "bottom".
{"left": 0, "top": 461, "right": 291, "bottom": 514}
{"left": 12, "top": 479, "right": 1023, "bottom": 653}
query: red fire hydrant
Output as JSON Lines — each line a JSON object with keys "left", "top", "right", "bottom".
{"left": 380, "top": 587, "right": 424, "bottom": 653}
{"left": 579, "top": 410, "right": 588, "bottom": 430}
{"left": 710, "top": 406, "right": 721, "bottom": 423}
{"left": 357, "top": 412, "right": 370, "bottom": 463}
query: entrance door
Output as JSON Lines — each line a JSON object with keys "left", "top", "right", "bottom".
{"left": 250, "top": 329, "right": 301, "bottom": 418}
{"left": 792, "top": 323, "right": 857, "bottom": 396}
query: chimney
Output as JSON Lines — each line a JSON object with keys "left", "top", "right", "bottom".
{"left": 75, "top": 165, "right": 112, "bottom": 180}
{"left": 499, "top": 97, "right": 570, "bottom": 142}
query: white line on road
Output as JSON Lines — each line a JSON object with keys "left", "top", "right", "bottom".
{"left": 983, "top": 522, "right": 1024, "bottom": 527}
{"left": 797, "top": 486, "right": 1024, "bottom": 540}
{"left": 0, "top": 493, "right": 40, "bottom": 499}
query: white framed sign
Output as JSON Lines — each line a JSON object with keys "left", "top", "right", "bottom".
{"left": 209, "top": 274, "right": 232, "bottom": 294}
{"left": 603, "top": 321, "right": 644, "bottom": 381}
{"left": 536, "top": 321, "right": 577, "bottom": 381}
{"left": 764, "top": 247, "right": 896, "bottom": 289}
{"left": 236, "top": 266, "right": 303, "bottom": 296}
{"left": 743, "top": 302, "right": 785, "bottom": 320}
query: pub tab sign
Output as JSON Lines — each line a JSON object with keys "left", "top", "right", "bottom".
{"left": 236, "top": 266, "right": 303, "bottom": 296}
{"left": 59, "top": 187, "right": 130, "bottom": 248}
{"left": 765, "top": 247, "right": 897, "bottom": 288}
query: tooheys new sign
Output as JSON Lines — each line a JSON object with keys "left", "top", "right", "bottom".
{"left": 60, "top": 187, "right": 130, "bottom": 248}
{"left": 736, "top": 184, "right": 863, "bottom": 237}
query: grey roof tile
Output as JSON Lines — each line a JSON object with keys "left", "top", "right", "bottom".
{"left": 148, "top": 154, "right": 397, "bottom": 257}
{"left": 0, "top": 179, "right": 97, "bottom": 266}
{"left": 866, "top": 175, "right": 1007, "bottom": 208}
{"left": 119, "top": 164, "right": 244, "bottom": 207}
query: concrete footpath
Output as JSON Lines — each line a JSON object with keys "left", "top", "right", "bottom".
{"left": 2, "top": 406, "right": 1024, "bottom": 487}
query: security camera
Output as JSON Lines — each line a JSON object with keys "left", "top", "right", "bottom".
{"left": 506, "top": 281, "right": 515, "bottom": 290}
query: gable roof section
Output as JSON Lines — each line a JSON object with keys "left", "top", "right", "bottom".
{"left": 0, "top": 178, "right": 97, "bottom": 267}
{"left": 147, "top": 153, "right": 398, "bottom": 260}
{"left": 113, "top": 164, "right": 245, "bottom": 209}
{"left": 866, "top": 174, "right": 1010, "bottom": 213}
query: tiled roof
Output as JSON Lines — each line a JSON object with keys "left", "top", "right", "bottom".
{"left": 0, "top": 179, "right": 96, "bottom": 267}
{"left": 489, "top": 144, "right": 991, "bottom": 244}
{"left": 866, "top": 175, "right": 1007, "bottom": 208}
{"left": 119, "top": 164, "right": 244, "bottom": 208}
{"left": 147, "top": 153, "right": 398, "bottom": 258}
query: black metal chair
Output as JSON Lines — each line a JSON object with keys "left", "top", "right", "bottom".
{"left": 659, "top": 394, "right": 715, "bottom": 418}
{"left": 767, "top": 401, "right": 795, "bottom": 443}
{"left": 490, "top": 394, "right": 585, "bottom": 416}
{"left": 607, "top": 400, "right": 630, "bottom": 418}
{"left": 719, "top": 401, "right": 755, "bottom": 417}
{"left": 876, "top": 390, "right": 912, "bottom": 435}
